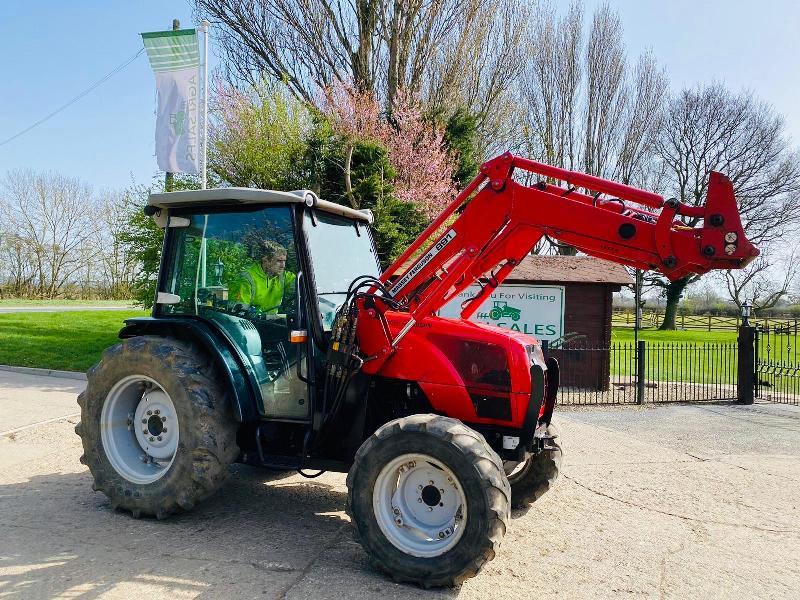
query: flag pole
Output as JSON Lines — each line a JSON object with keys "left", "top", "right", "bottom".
{"left": 164, "top": 18, "right": 180, "bottom": 193}
{"left": 201, "top": 19, "right": 210, "bottom": 190}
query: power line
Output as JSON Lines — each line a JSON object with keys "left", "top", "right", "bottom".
{"left": 0, "top": 48, "right": 145, "bottom": 148}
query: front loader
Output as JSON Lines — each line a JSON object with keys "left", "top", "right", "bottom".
{"left": 76, "top": 153, "right": 757, "bottom": 586}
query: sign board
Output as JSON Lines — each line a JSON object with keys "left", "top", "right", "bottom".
{"left": 439, "top": 284, "right": 565, "bottom": 341}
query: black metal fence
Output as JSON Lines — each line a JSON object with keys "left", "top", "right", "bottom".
{"left": 543, "top": 340, "right": 739, "bottom": 405}
{"left": 755, "top": 322, "right": 800, "bottom": 405}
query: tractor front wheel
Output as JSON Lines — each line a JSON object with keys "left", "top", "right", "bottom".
{"left": 347, "top": 415, "right": 510, "bottom": 587}
{"left": 75, "top": 336, "right": 239, "bottom": 518}
{"left": 504, "top": 422, "right": 562, "bottom": 510}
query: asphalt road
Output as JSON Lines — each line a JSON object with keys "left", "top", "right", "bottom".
{"left": 1, "top": 371, "right": 798, "bottom": 599}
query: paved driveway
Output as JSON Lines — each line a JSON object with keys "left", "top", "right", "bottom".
{"left": 0, "top": 370, "right": 84, "bottom": 434}
{"left": 0, "top": 370, "right": 798, "bottom": 599}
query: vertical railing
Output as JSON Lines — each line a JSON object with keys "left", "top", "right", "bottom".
{"left": 544, "top": 339, "right": 739, "bottom": 405}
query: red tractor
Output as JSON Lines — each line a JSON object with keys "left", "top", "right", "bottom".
{"left": 76, "top": 153, "right": 757, "bottom": 586}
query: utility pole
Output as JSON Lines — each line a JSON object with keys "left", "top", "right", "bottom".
{"left": 164, "top": 18, "right": 180, "bottom": 193}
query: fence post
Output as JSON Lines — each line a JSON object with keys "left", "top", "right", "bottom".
{"left": 636, "top": 340, "right": 646, "bottom": 404}
{"left": 737, "top": 325, "right": 755, "bottom": 404}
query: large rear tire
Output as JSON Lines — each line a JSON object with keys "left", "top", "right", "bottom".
{"left": 75, "top": 336, "right": 239, "bottom": 518}
{"left": 505, "top": 422, "right": 561, "bottom": 509}
{"left": 347, "top": 414, "right": 510, "bottom": 587}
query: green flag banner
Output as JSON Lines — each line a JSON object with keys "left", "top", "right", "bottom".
{"left": 141, "top": 29, "right": 200, "bottom": 173}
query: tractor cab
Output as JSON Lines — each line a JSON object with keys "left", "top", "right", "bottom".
{"left": 143, "top": 188, "right": 380, "bottom": 421}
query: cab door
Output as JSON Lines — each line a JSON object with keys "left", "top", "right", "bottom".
{"left": 159, "top": 205, "right": 310, "bottom": 419}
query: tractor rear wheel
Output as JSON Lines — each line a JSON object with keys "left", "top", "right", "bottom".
{"left": 347, "top": 414, "right": 510, "bottom": 587}
{"left": 75, "top": 336, "right": 238, "bottom": 518}
{"left": 505, "top": 422, "right": 561, "bottom": 509}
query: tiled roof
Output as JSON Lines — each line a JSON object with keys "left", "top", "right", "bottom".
{"left": 505, "top": 255, "right": 634, "bottom": 285}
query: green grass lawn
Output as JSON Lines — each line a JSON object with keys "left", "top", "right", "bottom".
{"left": 612, "top": 327, "right": 737, "bottom": 344}
{"left": 606, "top": 326, "right": 739, "bottom": 383}
{"left": 0, "top": 310, "right": 146, "bottom": 372}
{"left": 0, "top": 313, "right": 746, "bottom": 382}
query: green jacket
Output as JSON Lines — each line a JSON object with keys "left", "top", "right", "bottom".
{"left": 231, "top": 262, "right": 296, "bottom": 313}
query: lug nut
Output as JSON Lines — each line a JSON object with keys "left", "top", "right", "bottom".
{"left": 161, "top": 416, "right": 167, "bottom": 422}
{"left": 142, "top": 429, "right": 148, "bottom": 435}
{"left": 147, "top": 410, "right": 152, "bottom": 416}
{"left": 154, "top": 410, "right": 160, "bottom": 415}
{"left": 162, "top": 428, "right": 167, "bottom": 433}
{"left": 141, "top": 418, "right": 147, "bottom": 424}
{"left": 149, "top": 437, "right": 155, "bottom": 442}
{"left": 428, "top": 507, "right": 433, "bottom": 512}
{"left": 429, "top": 480, "right": 434, "bottom": 485}
{"left": 417, "top": 498, "right": 423, "bottom": 503}
{"left": 393, "top": 508, "right": 400, "bottom": 515}
{"left": 438, "top": 531, "right": 445, "bottom": 539}
{"left": 157, "top": 436, "right": 163, "bottom": 441}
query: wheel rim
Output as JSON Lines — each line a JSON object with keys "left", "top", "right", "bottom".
{"left": 100, "top": 375, "right": 180, "bottom": 484}
{"left": 372, "top": 453, "right": 468, "bottom": 558}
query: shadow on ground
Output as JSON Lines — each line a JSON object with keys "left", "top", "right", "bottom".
{"left": 0, "top": 464, "right": 459, "bottom": 599}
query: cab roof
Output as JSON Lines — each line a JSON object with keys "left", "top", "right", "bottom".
{"left": 147, "top": 187, "right": 372, "bottom": 223}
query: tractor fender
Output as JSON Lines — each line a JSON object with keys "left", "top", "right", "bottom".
{"left": 118, "top": 317, "right": 258, "bottom": 422}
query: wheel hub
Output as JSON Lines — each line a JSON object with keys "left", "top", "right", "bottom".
{"left": 133, "top": 388, "right": 178, "bottom": 461}
{"left": 421, "top": 484, "right": 441, "bottom": 507}
{"left": 100, "top": 375, "right": 180, "bottom": 484}
{"left": 373, "top": 453, "right": 468, "bottom": 558}
{"left": 147, "top": 415, "right": 164, "bottom": 436}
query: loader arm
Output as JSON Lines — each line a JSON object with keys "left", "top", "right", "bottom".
{"left": 379, "top": 152, "right": 758, "bottom": 326}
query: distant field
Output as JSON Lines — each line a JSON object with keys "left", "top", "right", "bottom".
{"left": 0, "top": 310, "right": 145, "bottom": 372}
{"left": 0, "top": 299, "right": 134, "bottom": 307}
{"left": 613, "top": 310, "right": 798, "bottom": 331}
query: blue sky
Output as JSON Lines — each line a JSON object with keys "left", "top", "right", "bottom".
{"left": 1, "top": 0, "right": 799, "bottom": 192}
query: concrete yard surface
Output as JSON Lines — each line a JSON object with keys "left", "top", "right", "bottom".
{"left": 0, "top": 370, "right": 798, "bottom": 599}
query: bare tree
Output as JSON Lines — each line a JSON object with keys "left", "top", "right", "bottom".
{"left": 0, "top": 232, "right": 37, "bottom": 297}
{"left": 518, "top": 2, "right": 668, "bottom": 255}
{"left": 196, "top": 0, "right": 525, "bottom": 159}
{"left": 519, "top": 2, "right": 582, "bottom": 170}
{"left": 94, "top": 191, "right": 138, "bottom": 298}
{"left": 720, "top": 244, "right": 798, "bottom": 312}
{"left": 0, "top": 170, "right": 98, "bottom": 299}
{"left": 650, "top": 83, "right": 800, "bottom": 329}
{"left": 583, "top": 4, "right": 626, "bottom": 178}
{"left": 421, "top": 0, "right": 526, "bottom": 156}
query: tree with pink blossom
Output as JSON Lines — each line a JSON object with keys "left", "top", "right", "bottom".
{"left": 320, "top": 84, "right": 457, "bottom": 219}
